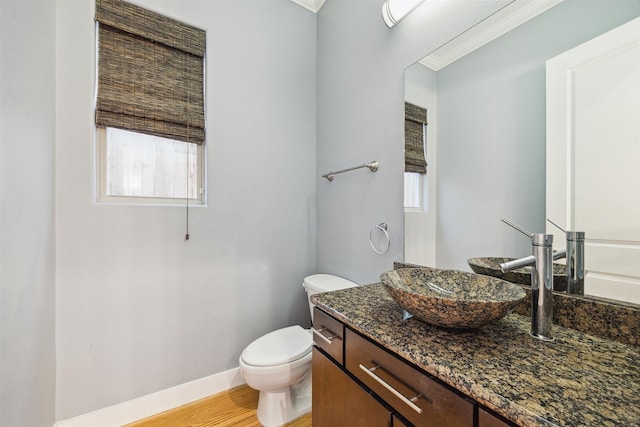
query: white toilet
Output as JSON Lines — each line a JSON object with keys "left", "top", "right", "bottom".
{"left": 239, "top": 274, "right": 358, "bottom": 427}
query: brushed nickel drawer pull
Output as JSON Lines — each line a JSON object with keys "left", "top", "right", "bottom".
{"left": 312, "top": 327, "right": 336, "bottom": 345}
{"left": 359, "top": 363, "right": 423, "bottom": 414}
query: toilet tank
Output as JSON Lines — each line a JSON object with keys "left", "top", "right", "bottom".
{"left": 302, "top": 274, "right": 358, "bottom": 321}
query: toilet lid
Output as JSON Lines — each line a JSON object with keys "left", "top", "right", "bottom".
{"left": 303, "top": 274, "right": 358, "bottom": 294}
{"left": 241, "top": 325, "right": 312, "bottom": 367}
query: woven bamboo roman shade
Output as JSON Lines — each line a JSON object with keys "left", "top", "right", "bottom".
{"left": 95, "top": 0, "right": 206, "bottom": 144}
{"left": 404, "top": 102, "right": 427, "bottom": 174}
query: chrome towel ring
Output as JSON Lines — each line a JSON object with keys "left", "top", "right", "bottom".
{"left": 369, "top": 223, "right": 390, "bottom": 255}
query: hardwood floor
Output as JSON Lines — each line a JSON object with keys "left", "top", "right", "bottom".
{"left": 124, "top": 385, "right": 312, "bottom": 427}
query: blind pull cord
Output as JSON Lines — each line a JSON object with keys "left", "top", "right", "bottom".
{"left": 185, "top": 39, "right": 191, "bottom": 242}
{"left": 185, "top": 137, "right": 190, "bottom": 241}
{"left": 185, "top": 167, "right": 190, "bottom": 241}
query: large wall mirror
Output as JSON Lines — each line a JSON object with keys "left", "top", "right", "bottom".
{"left": 403, "top": 0, "right": 640, "bottom": 305}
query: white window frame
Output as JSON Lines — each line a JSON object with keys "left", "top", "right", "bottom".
{"left": 96, "top": 127, "right": 206, "bottom": 206}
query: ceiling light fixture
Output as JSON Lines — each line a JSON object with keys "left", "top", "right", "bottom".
{"left": 382, "top": 0, "right": 428, "bottom": 27}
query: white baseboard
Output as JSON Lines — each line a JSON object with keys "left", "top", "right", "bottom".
{"left": 54, "top": 367, "right": 244, "bottom": 427}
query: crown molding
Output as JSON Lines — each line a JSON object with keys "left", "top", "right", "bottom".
{"left": 420, "top": 0, "right": 565, "bottom": 71}
{"left": 290, "top": 0, "right": 327, "bottom": 13}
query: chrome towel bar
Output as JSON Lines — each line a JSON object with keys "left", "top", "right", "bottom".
{"left": 322, "top": 161, "right": 379, "bottom": 181}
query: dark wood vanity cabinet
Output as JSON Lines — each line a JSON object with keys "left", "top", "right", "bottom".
{"left": 312, "top": 307, "right": 393, "bottom": 426}
{"left": 312, "top": 348, "right": 392, "bottom": 426}
{"left": 478, "top": 408, "right": 515, "bottom": 427}
{"left": 393, "top": 415, "right": 411, "bottom": 427}
{"left": 312, "top": 307, "right": 518, "bottom": 427}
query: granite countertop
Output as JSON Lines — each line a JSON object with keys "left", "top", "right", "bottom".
{"left": 312, "top": 284, "right": 640, "bottom": 427}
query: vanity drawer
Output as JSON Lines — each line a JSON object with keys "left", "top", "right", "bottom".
{"left": 312, "top": 307, "right": 345, "bottom": 364}
{"left": 345, "top": 328, "right": 474, "bottom": 427}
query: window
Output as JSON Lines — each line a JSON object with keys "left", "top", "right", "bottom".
{"left": 404, "top": 172, "right": 425, "bottom": 210}
{"left": 97, "top": 128, "right": 204, "bottom": 204}
{"left": 94, "top": 0, "right": 206, "bottom": 204}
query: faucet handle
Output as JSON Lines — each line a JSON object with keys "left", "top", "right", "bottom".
{"left": 547, "top": 219, "right": 586, "bottom": 241}
{"left": 547, "top": 218, "right": 567, "bottom": 234}
{"left": 501, "top": 219, "right": 533, "bottom": 238}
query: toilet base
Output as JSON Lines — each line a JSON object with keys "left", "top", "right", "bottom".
{"left": 255, "top": 371, "right": 311, "bottom": 427}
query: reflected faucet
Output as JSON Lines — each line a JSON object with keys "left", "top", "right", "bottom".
{"left": 548, "top": 219, "right": 586, "bottom": 295}
{"left": 500, "top": 220, "right": 555, "bottom": 341}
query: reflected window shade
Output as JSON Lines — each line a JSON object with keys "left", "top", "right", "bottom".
{"left": 405, "top": 102, "right": 427, "bottom": 174}
{"left": 95, "top": 0, "right": 206, "bottom": 145}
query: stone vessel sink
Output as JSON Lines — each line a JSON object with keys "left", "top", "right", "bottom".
{"left": 380, "top": 267, "right": 526, "bottom": 329}
{"left": 467, "top": 257, "right": 567, "bottom": 292}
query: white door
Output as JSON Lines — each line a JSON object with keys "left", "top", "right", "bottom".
{"left": 546, "top": 16, "right": 640, "bottom": 304}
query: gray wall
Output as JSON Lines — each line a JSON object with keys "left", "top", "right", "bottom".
{"left": 1, "top": 1, "right": 57, "bottom": 426}
{"left": 435, "top": 0, "right": 640, "bottom": 270}
{"left": 55, "top": 0, "right": 316, "bottom": 420}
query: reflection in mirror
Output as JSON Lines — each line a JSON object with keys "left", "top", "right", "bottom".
{"left": 403, "top": 0, "right": 640, "bottom": 304}
{"left": 404, "top": 64, "right": 437, "bottom": 268}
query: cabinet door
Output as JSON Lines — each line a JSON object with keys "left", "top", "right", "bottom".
{"left": 312, "top": 348, "right": 391, "bottom": 427}
{"left": 479, "top": 408, "right": 516, "bottom": 427}
{"left": 392, "top": 414, "right": 411, "bottom": 427}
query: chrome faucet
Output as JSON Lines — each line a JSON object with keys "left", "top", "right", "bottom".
{"left": 500, "top": 219, "right": 555, "bottom": 341}
{"left": 566, "top": 231, "right": 586, "bottom": 294}
{"left": 548, "top": 219, "right": 585, "bottom": 295}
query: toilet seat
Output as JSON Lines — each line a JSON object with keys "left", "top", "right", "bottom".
{"left": 239, "top": 274, "right": 357, "bottom": 427}
{"left": 241, "top": 325, "right": 312, "bottom": 367}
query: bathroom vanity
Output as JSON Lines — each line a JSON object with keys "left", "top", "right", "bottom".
{"left": 311, "top": 284, "right": 640, "bottom": 427}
